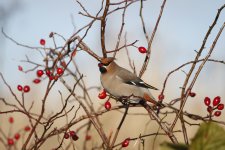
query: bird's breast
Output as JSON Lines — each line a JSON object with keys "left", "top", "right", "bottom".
{"left": 101, "top": 74, "right": 152, "bottom": 100}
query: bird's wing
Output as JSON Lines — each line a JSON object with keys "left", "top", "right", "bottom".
{"left": 115, "top": 67, "right": 158, "bottom": 90}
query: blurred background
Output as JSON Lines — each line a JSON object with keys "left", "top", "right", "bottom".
{"left": 0, "top": 0, "right": 225, "bottom": 149}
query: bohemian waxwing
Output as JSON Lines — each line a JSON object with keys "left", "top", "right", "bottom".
{"left": 98, "top": 57, "right": 158, "bottom": 104}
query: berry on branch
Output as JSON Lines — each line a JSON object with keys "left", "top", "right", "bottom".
{"left": 104, "top": 101, "right": 111, "bottom": 110}
{"left": 98, "top": 89, "right": 107, "bottom": 99}
{"left": 23, "top": 85, "right": 30, "bottom": 93}
{"left": 204, "top": 97, "right": 211, "bottom": 106}
{"left": 40, "top": 39, "right": 46, "bottom": 46}
{"left": 213, "top": 96, "right": 221, "bottom": 106}
{"left": 138, "top": 46, "right": 147, "bottom": 53}
{"left": 122, "top": 138, "right": 130, "bottom": 147}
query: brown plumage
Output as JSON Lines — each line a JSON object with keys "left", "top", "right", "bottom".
{"left": 99, "top": 57, "right": 158, "bottom": 104}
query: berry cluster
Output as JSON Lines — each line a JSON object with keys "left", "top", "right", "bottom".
{"left": 7, "top": 117, "right": 31, "bottom": 146}
{"left": 64, "top": 130, "right": 79, "bottom": 141}
{"left": 98, "top": 89, "right": 111, "bottom": 110}
{"left": 35, "top": 67, "right": 64, "bottom": 82}
{"left": 17, "top": 85, "right": 30, "bottom": 93}
{"left": 204, "top": 96, "right": 224, "bottom": 117}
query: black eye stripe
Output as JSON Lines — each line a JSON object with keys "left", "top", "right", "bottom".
{"left": 99, "top": 66, "right": 107, "bottom": 74}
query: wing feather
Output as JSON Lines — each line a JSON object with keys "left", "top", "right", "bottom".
{"left": 116, "top": 67, "right": 158, "bottom": 90}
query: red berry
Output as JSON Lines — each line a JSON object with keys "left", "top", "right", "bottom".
{"left": 207, "top": 106, "right": 213, "bottom": 113}
{"left": 45, "top": 70, "right": 51, "bottom": 76}
{"left": 49, "top": 76, "right": 54, "bottom": 80}
{"left": 213, "top": 96, "right": 221, "bottom": 106}
{"left": 158, "top": 94, "right": 164, "bottom": 101}
{"left": 40, "top": 39, "right": 46, "bottom": 45}
{"left": 217, "top": 104, "right": 224, "bottom": 110}
{"left": 189, "top": 92, "right": 196, "bottom": 97}
{"left": 9, "top": 117, "right": 14, "bottom": 124}
{"left": 57, "top": 67, "right": 64, "bottom": 75}
{"left": 17, "top": 85, "right": 23, "bottom": 91}
{"left": 64, "top": 132, "right": 70, "bottom": 139}
{"left": 8, "top": 138, "right": 14, "bottom": 146}
{"left": 18, "top": 65, "right": 23, "bottom": 71}
{"left": 37, "top": 70, "right": 44, "bottom": 77}
{"left": 24, "top": 126, "right": 31, "bottom": 131}
{"left": 214, "top": 111, "right": 221, "bottom": 117}
{"left": 33, "top": 79, "right": 41, "bottom": 84}
{"left": 69, "top": 131, "right": 76, "bottom": 136}
{"left": 138, "top": 46, "right": 147, "bottom": 53}
{"left": 23, "top": 85, "right": 30, "bottom": 93}
{"left": 105, "top": 101, "right": 111, "bottom": 110}
{"left": 72, "top": 134, "right": 79, "bottom": 141}
{"left": 122, "top": 138, "right": 130, "bottom": 147}
{"left": 98, "top": 90, "right": 107, "bottom": 99}
{"left": 14, "top": 133, "right": 20, "bottom": 140}
{"left": 204, "top": 97, "right": 211, "bottom": 106}
{"left": 85, "top": 135, "right": 91, "bottom": 141}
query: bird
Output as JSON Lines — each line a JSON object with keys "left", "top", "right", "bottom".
{"left": 98, "top": 57, "right": 158, "bottom": 105}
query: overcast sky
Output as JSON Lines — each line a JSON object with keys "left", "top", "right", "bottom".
{"left": 1, "top": 0, "right": 225, "bottom": 106}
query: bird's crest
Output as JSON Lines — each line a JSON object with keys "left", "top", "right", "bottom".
{"left": 100, "top": 57, "right": 115, "bottom": 66}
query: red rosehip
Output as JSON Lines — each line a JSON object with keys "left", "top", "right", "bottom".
{"left": 189, "top": 92, "right": 196, "bottom": 97}
{"left": 207, "top": 106, "right": 213, "bottom": 113}
{"left": 98, "top": 90, "right": 107, "bottom": 99}
{"left": 24, "top": 126, "right": 31, "bottom": 131}
{"left": 8, "top": 138, "right": 14, "bottom": 146}
{"left": 49, "top": 76, "right": 54, "bottom": 80}
{"left": 217, "top": 104, "right": 224, "bottom": 110}
{"left": 72, "top": 134, "right": 79, "bottom": 141}
{"left": 33, "top": 79, "right": 41, "bottom": 84}
{"left": 14, "top": 133, "right": 20, "bottom": 140}
{"left": 23, "top": 85, "right": 30, "bottom": 93}
{"left": 45, "top": 70, "right": 51, "bottom": 76}
{"left": 85, "top": 135, "right": 91, "bottom": 141}
{"left": 40, "top": 39, "right": 46, "bottom": 46}
{"left": 69, "top": 131, "right": 76, "bottom": 136}
{"left": 64, "top": 132, "right": 70, "bottom": 139}
{"left": 213, "top": 96, "right": 221, "bottom": 106}
{"left": 204, "top": 97, "right": 211, "bottom": 106}
{"left": 57, "top": 67, "right": 64, "bottom": 75}
{"left": 18, "top": 65, "right": 23, "bottom": 71}
{"left": 37, "top": 70, "right": 44, "bottom": 77}
{"left": 158, "top": 94, "right": 164, "bottom": 101}
{"left": 214, "top": 111, "right": 221, "bottom": 117}
{"left": 138, "top": 46, "right": 147, "bottom": 53}
{"left": 122, "top": 138, "right": 130, "bottom": 147}
{"left": 105, "top": 101, "right": 111, "bottom": 110}
{"left": 17, "top": 85, "right": 23, "bottom": 91}
{"left": 9, "top": 117, "right": 14, "bottom": 124}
